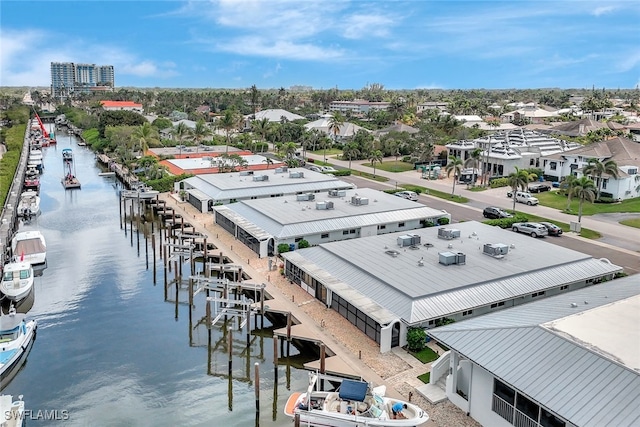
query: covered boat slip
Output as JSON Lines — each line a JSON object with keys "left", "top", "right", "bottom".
{"left": 13, "top": 238, "right": 46, "bottom": 261}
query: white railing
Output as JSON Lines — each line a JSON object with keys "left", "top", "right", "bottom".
{"left": 429, "top": 350, "right": 450, "bottom": 386}
{"left": 492, "top": 394, "right": 514, "bottom": 424}
{"left": 514, "top": 409, "right": 539, "bottom": 427}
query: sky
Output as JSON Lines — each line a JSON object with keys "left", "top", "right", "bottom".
{"left": 1, "top": 0, "right": 639, "bottom": 90}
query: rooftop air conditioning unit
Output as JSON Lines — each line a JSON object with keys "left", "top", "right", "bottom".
{"left": 239, "top": 170, "right": 254, "bottom": 176}
{"left": 316, "top": 201, "right": 334, "bottom": 210}
{"left": 351, "top": 196, "right": 369, "bottom": 206}
{"left": 289, "top": 171, "right": 304, "bottom": 178}
{"left": 397, "top": 235, "right": 413, "bottom": 247}
{"left": 328, "top": 189, "right": 346, "bottom": 198}
{"left": 410, "top": 234, "right": 421, "bottom": 245}
{"left": 438, "top": 228, "right": 461, "bottom": 240}
{"left": 274, "top": 166, "right": 288, "bottom": 173}
{"left": 438, "top": 251, "right": 466, "bottom": 266}
{"left": 483, "top": 243, "right": 509, "bottom": 258}
{"left": 253, "top": 175, "right": 269, "bottom": 182}
{"left": 296, "top": 193, "right": 315, "bottom": 201}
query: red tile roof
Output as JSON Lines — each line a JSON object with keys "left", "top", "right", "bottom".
{"left": 100, "top": 100, "right": 142, "bottom": 108}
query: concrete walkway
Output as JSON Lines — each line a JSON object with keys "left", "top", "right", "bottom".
{"left": 306, "top": 152, "right": 640, "bottom": 253}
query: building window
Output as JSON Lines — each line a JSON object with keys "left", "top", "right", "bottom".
{"left": 462, "top": 310, "right": 473, "bottom": 316}
{"left": 378, "top": 225, "right": 386, "bottom": 230}
{"left": 602, "top": 179, "right": 607, "bottom": 189}
{"left": 321, "top": 233, "right": 329, "bottom": 239}
{"left": 541, "top": 409, "right": 566, "bottom": 427}
{"left": 349, "top": 229, "right": 356, "bottom": 234}
{"left": 560, "top": 285, "right": 569, "bottom": 290}
{"left": 490, "top": 301, "right": 505, "bottom": 309}
{"left": 530, "top": 159, "right": 535, "bottom": 166}
{"left": 295, "top": 237, "right": 303, "bottom": 243}
{"left": 532, "top": 291, "right": 545, "bottom": 298}
{"left": 342, "top": 230, "right": 349, "bottom": 235}
{"left": 398, "top": 222, "right": 405, "bottom": 227}
{"left": 516, "top": 394, "right": 540, "bottom": 425}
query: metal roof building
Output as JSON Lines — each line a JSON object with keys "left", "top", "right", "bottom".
{"left": 177, "top": 167, "right": 355, "bottom": 212}
{"left": 213, "top": 188, "right": 451, "bottom": 257}
{"left": 281, "top": 221, "right": 622, "bottom": 352}
{"left": 427, "top": 274, "right": 640, "bottom": 427}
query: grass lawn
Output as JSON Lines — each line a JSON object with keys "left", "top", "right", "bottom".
{"left": 417, "top": 372, "right": 431, "bottom": 384}
{"left": 620, "top": 218, "right": 640, "bottom": 228}
{"left": 399, "top": 184, "right": 469, "bottom": 203}
{"left": 351, "top": 170, "right": 389, "bottom": 182}
{"left": 310, "top": 148, "right": 342, "bottom": 157}
{"left": 362, "top": 160, "right": 415, "bottom": 173}
{"left": 411, "top": 346, "right": 439, "bottom": 364}
{"left": 536, "top": 191, "right": 640, "bottom": 215}
{"left": 468, "top": 186, "right": 488, "bottom": 192}
{"left": 506, "top": 212, "right": 601, "bottom": 239}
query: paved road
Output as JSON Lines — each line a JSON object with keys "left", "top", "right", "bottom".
{"left": 307, "top": 155, "right": 640, "bottom": 275}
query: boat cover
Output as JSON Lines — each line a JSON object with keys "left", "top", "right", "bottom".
{"left": 14, "top": 239, "right": 46, "bottom": 256}
{"left": 338, "top": 380, "right": 368, "bottom": 402}
{"left": 0, "top": 313, "right": 26, "bottom": 332}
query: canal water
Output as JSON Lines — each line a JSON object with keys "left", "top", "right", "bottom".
{"left": 3, "top": 130, "right": 310, "bottom": 426}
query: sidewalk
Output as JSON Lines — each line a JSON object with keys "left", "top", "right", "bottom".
{"left": 307, "top": 152, "right": 640, "bottom": 253}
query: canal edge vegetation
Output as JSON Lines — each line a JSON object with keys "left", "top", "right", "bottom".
{"left": 0, "top": 106, "right": 29, "bottom": 207}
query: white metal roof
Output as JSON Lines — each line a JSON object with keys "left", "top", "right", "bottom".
{"left": 213, "top": 188, "right": 450, "bottom": 239}
{"left": 282, "top": 222, "right": 622, "bottom": 325}
{"left": 428, "top": 275, "right": 640, "bottom": 427}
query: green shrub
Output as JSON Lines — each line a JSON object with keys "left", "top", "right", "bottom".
{"left": 490, "top": 177, "right": 510, "bottom": 188}
{"left": 437, "top": 217, "right": 450, "bottom": 225}
{"left": 422, "top": 220, "right": 436, "bottom": 228}
{"left": 595, "top": 197, "right": 616, "bottom": 204}
{"left": 277, "top": 243, "right": 291, "bottom": 254}
{"left": 483, "top": 214, "right": 529, "bottom": 229}
{"left": 331, "top": 169, "right": 351, "bottom": 176}
{"left": 406, "top": 327, "right": 426, "bottom": 352}
{"left": 297, "top": 240, "right": 310, "bottom": 249}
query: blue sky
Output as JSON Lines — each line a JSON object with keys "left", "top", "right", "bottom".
{"left": 1, "top": 0, "right": 639, "bottom": 90}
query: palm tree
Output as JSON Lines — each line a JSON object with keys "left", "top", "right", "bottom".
{"left": 445, "top": 155, "right": 464, "bottom": 196}
{"left": 342, "top": 143, "right": 360, "bottom": 170}
{"left": 582, "top": 158, "right": 619, "bottom": 200}
{"left": 319, "top": 136, "right": 332, "bottom": 163}
{"left": 572, "top": 177, "right": 597, "bottom": 223}
{"left": 132, "top": 122, "right": 158, "bottom": 155}
{"left": 369, "top": 150, "right": 383, "bottom": 177}
{"left": 328, "top": 112, "right": 344, "bottom": 146}
{"left": 262, "top": 157, "right": 274, "bottom": 170}
{"left": 464, "top": 148, "right": 483, "bottom": 184}
{"left": 251, "top": 118, "right": 271, "bottom": 152}
{"left": 218, "top": 108, "right": 241, "bottom": 155}
{"left": 507, "top": 167, "right": 537, "bottom": 212}
{"left": 559, "top": 175, "right": 578, "bottom": 211}
{"left": 173, "top": 122, "right": 192, "bottom": 156}
{"left": 193, "top": 120, "right": 211, "bottom": 152}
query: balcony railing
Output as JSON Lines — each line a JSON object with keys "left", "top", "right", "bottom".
{"left": 514, "top": 410, "right": 538, "bottom": 427}
{"left": 492, "top": 394, "right": 514, "bottom": 423}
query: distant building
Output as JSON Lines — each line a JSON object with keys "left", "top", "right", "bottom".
{"left": 329, "top": 100, "right": 391, "bottom": 117}
{"left": 51, "top": 62, "right": 114, "bottom": 99}
{"left": 100, "top": 101, "right": 143, "bottom": 113}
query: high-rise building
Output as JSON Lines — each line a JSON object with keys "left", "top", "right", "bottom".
{"left": 51, "top": 62, "right": 115, "bottom": 99}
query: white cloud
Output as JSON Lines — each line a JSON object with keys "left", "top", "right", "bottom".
{"left": 591, "top": 6, "right": 616, "bottom": 16}
{"left": 262, "top": 62, "right": 282, "bottom": 79}
{"left": 617, "top": 50, "right": 640, "bottom": 72}
{"left": 342, "top": 13, "right": 395, "bottom": 39}
{"left": 212, "top": 36, "right": 345, "bottom": 61}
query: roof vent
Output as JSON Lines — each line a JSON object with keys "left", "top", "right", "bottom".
{"left": 253, "top": 175, "right": 269, "bottom": 182}
{"left": 571, "top": 303, "right": 578, "bottom": 308}
{"left": 385, "top": 250, "right": 400, "bottom": 257}
{"left": 289, "top": 171, "right": 304, "bottom": 178}
{"left": 274, "top": 166, "right": 288, "bottom": 173}
{"left": 328, "top": 189, "right": 347, "bottom": 198}
{"left": 351, "top": 196, "right": 369, "bottom": 206}
{"left": 296, "top": 193, "right": 315, "bottom": 201}
{"left": 483, "top": 243, "right": 509, "bottom": 258}
{"left": 418, "top": 257, "right": 424, "bottom": 266}
{"left": 438, "top": 228, "right": 461, "bottom": 240}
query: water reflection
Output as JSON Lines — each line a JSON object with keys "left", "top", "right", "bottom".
{"left": 2, "top": 129, "right": 312, "bottom": 426}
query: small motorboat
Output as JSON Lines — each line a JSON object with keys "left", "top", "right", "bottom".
{"left": 121, "top": 183, "right": 159, "bottom": 200}
{"left": 62, "top": 148, "right": 73, "bottom": 162}
{"left": 24, "top": 173, "right": 40, "bottom": 191}
{"left": 17, "top": 190, "right": 40, "bottom": 218}
{"left": 0, "top": 306, "right": 37, "bottom": 390}
{"left": 0, "top": 261, "right": 34, "bottom": 302}
{"left": 0, "top": 394, "right": 25, "bottom": 427}
{"left": 284, "top": 373, "right": 429, "bottom": 427}
{"left": 11, "top": 230, "right": 47, "bottom": 266}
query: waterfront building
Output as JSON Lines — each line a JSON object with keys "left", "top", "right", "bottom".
{"left": 177, "top": 167, "right": 355, "bottom": 213}
{"left": 51, "top": 62, "right": 114, "bottom": 99}
{"left": 213, "top": 187, "right": 451, "bottom": 258}
{"left": 427, "top": 274, "right": 639, "bottom": 427}
{"left": 281, "top": 221, "right": 622, "bottom": 352}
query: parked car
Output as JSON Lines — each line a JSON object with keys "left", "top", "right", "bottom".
{"left": 482, "top": 206, "right": 513, "bottom": 219}
{"left": 528, "top": 183, "right": 551, "bottom": 193}
{"left": 394, "top": 190, "right": 419, "bottom": 201}
{"left": 308, "top": 165, "right": 322, "bottom": 172}
{"left": 320, "top": 166, "right": 338, "bottom": 173}
{"left": 539, "top": 221, "right": 563, "bottom": 236}
{"left": 508, "top": 191, "right": 539, "bottom": 205}
{"left": 511, "top": 222, "right": 548, "bottom": 237}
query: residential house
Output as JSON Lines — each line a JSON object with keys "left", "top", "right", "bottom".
{"left": 100, "top": 100, "right": 143, "bottom": 113}
{"left": 304, "top": 114, "right": 370, "bottom": 142}
{"left": 329, "top": 100, "right": 391, "bottom": 118}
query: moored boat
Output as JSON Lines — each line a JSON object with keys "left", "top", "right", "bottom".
{"left": 11, "top": 230, "right": 47, "bottom": 266}
{"left": 62, "top": 148, "right": 73, "bottom": 162}
{"left": 284, "top": 373, "right": 429, "bottom": 427}
{"left": 0, "top": 393, "right": 25, "bottom": 427}
{"left": 17, "top": 190, "right": 40, "bottom": 218}
{"left": 0, "top": 306, "right": 37, "bottom": 390}
{"left": 0, "top": 261, "right": 34, "bottom": 302}
{"left": 121, "top": 183, "right": 159, "bottom": 199}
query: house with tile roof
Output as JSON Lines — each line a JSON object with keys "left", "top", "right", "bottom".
{"left": 100, "top": 100, "right": 143, "bottom": 113}
{"left": 546, "top": 117, "right": 625, "bottom": 137}
{"left": 543, "top": 137, "right": 640, "bottom": 200}
{"left": 304, "top": 114, "right": 371, "bottom": 142}
{"left": 427, "top": 274, "right": 639, "bottom": 427}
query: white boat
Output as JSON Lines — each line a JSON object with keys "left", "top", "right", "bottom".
{"left": 0, "top": 261, "right": 33, "bottom": 302}
{"left": 0, "top": 307, "right": 37, "bottom": 390}
{"left": 284, "top": 373, "right": 429, "bottom": 427}
{"left": 121, "top": 184, "right": 159, "bottom": 200}
{"left": 17, "top": 190, "right": 40, "bottom": 218}
{"left": 11, "top": 230, "right": 47, "bottom": 266}
{"left": 0, "top": 394, "right": 25, "bottom": 427}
